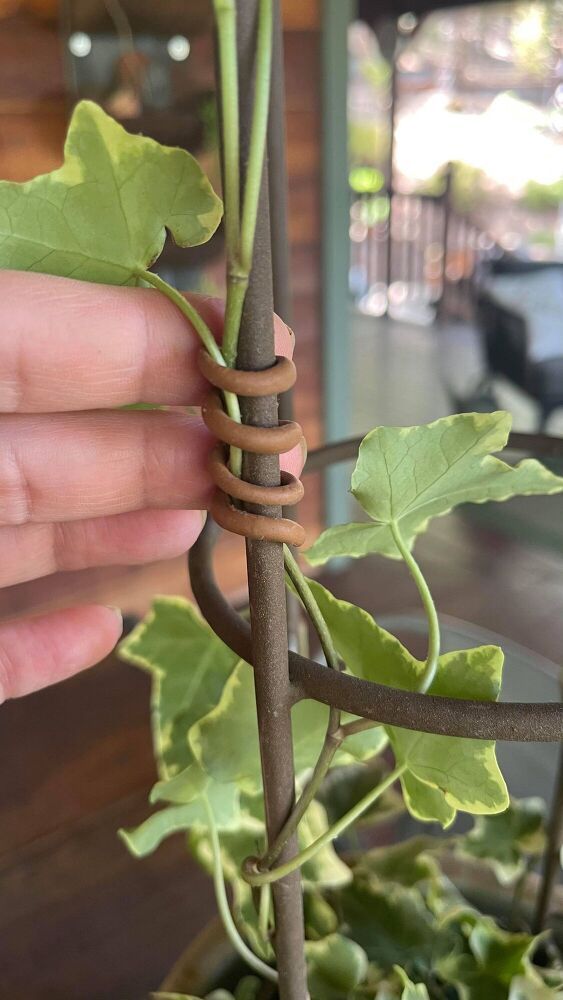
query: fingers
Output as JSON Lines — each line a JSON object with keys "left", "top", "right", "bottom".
{"left": 0, "top": 605, "right": 123, "bottom": 703}
{"left": 0, "top": 410, "right": 213, "bottom": 523}
{"left": 0, "top": 410, "right": 305, "bottom": 526}
{"left": 0, "top": 509, "right": 205, "bottom": 588}
{"left": 0, "top": 271, "right": 295, "bottom": 413}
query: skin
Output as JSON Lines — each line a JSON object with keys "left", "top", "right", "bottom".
{"left": 0, "top": 271, "right": 304, "bottom": 704}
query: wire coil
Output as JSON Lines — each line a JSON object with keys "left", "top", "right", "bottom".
{"left": 199, "top": 350, "right": 306, "bottom": 546}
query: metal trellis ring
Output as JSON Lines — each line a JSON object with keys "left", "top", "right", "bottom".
{"left": 189, "top": 428, "right": 563, "bottom": 744}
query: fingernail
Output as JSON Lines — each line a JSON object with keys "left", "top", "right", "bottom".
{"left": 105, "top": 605, "right": 123, "bottom": 625}
{"left": 199, "top": 510, "right": 208, "bottom": 527}
{"left": 300, "top": 436, "right": 308, "bottom": 465}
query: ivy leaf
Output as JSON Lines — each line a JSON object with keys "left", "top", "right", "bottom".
{"left": 458, "top": 797, "right": 547, "bottom": 885}
{"left": 305, "top": 579, "right": 508, "bottom": 826}
{"left": 508, "top": 974, "right": 563, "bottom": 999}
{"left": 152, "top": 995, "right": 207, "bottom": 1000}
{"left": 307, "top": 412, "right": 563, "bottom": 564}
{"left": 190, "top": 660, "right": 386, "bottom": 798}
{"left": 356, "top": 836, "right": 442, "bottom": 888}
{"left": 300, "top": 800, "right": 352, "bottom": 889}
{"left": 469, "top": 920, "right": 537, "bottom": 983}
{"left": 306, "top": 934, "right": 369, "bottom": 1000}
{"left": 119, "top": 778, "right": 240, "bottom": 858}
{"left": 394, "top": 967, "right": 431, "bottom": 999}
{"left": 303, "top": 892, "right": 340, "bottom": 941}
{"left": 0, "top": 100, "right": 222, "bottom": 285}
{"left": 189, "top": 798, "right": 349, "bottom": 962}
{"left": 437, "top": 911, "right": 541, "bottom": 1000}
{"left": 401, "top": 772, "right": 457, "bottom": 828}
{"left": 119, "top": 597, "right": 238, "bottom": 778}
{"left": 340, "top": 874, "right": 455, "bottom": 974}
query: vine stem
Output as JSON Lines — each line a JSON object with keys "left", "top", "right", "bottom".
{"left": 203, "top": 795, "right": 278, "bottom": 984}
{"left": 242, "top": 764, "right": 407, "bottom": 887}
{"left": 213, "top": 0, "right": 241, "bottom": 265}
{"left": 390, "top": 519, "right": 440, "bottom": 692}
{"left": 139, "top": 269, "right": 242, "bottom": 477}
{"left": 219, "top": 0, "right": 274, "bottom": 368}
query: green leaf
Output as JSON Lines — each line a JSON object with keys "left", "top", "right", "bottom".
{"left": 307, "top": 412, "right": 563, "bottom": 564}
{"left": 508, "top": 974, "right": 562, "bottom": 999}
{"left": 119, "top": 780, "right": 240, "bottom": 858}
{"left": 0, "top": 100, "right": 222, "bottom": 284}
{"left": 152, "top": 995, "right": 206, "bottom": 1000}
{"left": 190, "top": 660, "right": 385, "bottom": 798}
{"left": 356, "top": 836, "right": 441, "bottom": 888}
{"left": 304, "top": 580, "right": 508, "bottom": 825}
{"left": 233, "top": 977, "right": 262, "bottom": 1000}
{"left": 119, "top": 597, "right": 238, "bottom": 777}
{"left": 303, "top": 891, "right": 339, "bottom": 940}
{"left": 340, "top": 874, "right": 454, "bottom": 974}
{"left": 401, "top": 772, "right": 456, "bottom": 828}
{"left": 437, "top": 914, "right": 540, "bottom": 1000}
{"left": 306, "top": 934, "right": 369, "bottom": 1000}
{"left": 459, "top": 797, "right": 547, "bottom": 885}
{"left": 394, "top": 967, "right": 431, "bottom": 999}
{"left": 469, "top": 920, "right": 536, "bottom": 983}
{"left": 300, "top": 800, "right": 352, "bottom": 890}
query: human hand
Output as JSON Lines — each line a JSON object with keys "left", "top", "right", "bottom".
{"left": 0, "top": 271, "right": 303, "bottom": 703}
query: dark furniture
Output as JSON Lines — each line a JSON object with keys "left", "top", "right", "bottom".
{"left": 476, "top": 258, "right": 563, "bottom": 429}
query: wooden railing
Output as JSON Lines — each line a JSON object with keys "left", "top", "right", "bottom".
{"left": 349, "top": 186, "right": 496, "bottom": 323}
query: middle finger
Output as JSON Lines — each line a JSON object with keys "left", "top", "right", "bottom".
{"left": 0, "top": 410, "right": 213, "bottom": 525}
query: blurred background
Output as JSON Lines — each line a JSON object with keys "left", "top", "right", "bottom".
{"left": 0, "top": 1, "right": 562, "bottom": 997}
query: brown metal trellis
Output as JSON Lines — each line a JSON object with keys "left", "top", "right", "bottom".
{"left": 198, "top": 3, "right": 563, "bottom": 997}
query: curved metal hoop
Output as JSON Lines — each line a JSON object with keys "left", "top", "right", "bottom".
{"left": 189, "top": 429, "right": 563, "bottom": 743}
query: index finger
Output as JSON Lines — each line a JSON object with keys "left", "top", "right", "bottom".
{"left": 0, "top": 271, "right": 295, "bottom": 413}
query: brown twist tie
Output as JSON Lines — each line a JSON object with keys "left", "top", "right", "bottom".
{"left": 199, "top": 350, "right": 297, "bottom": 396}
{"left": 202, "top": 389, "right": 302, "bottom": 454}
{"left": 198, "top": 350, "right": 306, "bottom": 547}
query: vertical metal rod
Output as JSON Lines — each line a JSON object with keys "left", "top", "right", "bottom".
{"left": 235, "top": 3, "right": 308, "bottom": 997}
{"left": 534, "top": 739, "right": 563, "bottom": 932}
{"left": 267, "top": 1, "right": 305, "bottom": 656}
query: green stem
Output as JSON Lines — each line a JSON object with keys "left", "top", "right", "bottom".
{"left": 140, "top": 269, "right": 242, "bottom": 476}
{"left": 203, "top": 795, "right": 278, "bottom": 984}
{"left": 243, "top": 764, "right": 406, "bottom": 887}
{"left": 213, "top": 0, "right": 241, "bottom": 265}
{"left": 262, "top": 726, "right": 341, "bottom": 870}
{"left": 221, "top": 0, "right": 273, "bottom": 367}
{"left": 283, "top": 547, "right": 340, "bottom": 680}
{"left": 239, "top": 0, "right": 273, "bottom": 273}
{"left": 339, "top": 717, "right": 381, "bottom": 739}
{"left": 258, "top": 883, "right": 272, "bottom": 949}
{"left": 390, "top": 519, "right": 440, "bottom": 692}
{"left": 140, "top": 269, "right": 224, "bottom": 363}
{"left": 213, "top": 0, "right": 247, "bottom": 368}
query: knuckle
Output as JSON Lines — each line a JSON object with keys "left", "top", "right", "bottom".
{"left": 0, "top": 438, "right": 33, "bottom": 524}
